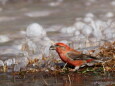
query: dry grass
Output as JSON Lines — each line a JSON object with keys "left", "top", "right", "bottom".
{"left": 94, "top": 41, "right": 115, "bottom": 71}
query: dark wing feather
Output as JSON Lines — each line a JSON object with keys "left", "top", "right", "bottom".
{"left": 66, "top": 51, "right": 97, "bottom": 60}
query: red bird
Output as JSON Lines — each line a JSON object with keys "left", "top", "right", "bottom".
{"left": 50, "top": 43, "right": 100, "bottom": 70}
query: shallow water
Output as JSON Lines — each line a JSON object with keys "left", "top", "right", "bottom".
{"left": 0, "top": 72, "right": 115, "bottom": 86}
{"left": 0, "top": 0, "right": 115, "bottom": 86}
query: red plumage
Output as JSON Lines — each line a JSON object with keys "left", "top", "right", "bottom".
{"left": 50, "top": 43, "right": 100, "bottom": 70}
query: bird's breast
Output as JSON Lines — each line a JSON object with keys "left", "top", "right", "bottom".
{"left": 58, "top": 53, "right": 70, "bottom": 62}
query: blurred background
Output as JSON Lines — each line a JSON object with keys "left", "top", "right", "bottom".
{"left": 0, "top": 0, "right": 115, "bottom": 41}
{"left": 0, "top": 0, "right": 115, "bottom": 45}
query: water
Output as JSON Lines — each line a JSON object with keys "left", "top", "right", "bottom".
{"left": 0, "top": 0, "right": 115, "bottom": 86}
{"left": 0, "top": 72, "right": 114, "bottom": 86}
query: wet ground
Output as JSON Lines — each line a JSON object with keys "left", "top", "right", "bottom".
{"left": 0, "top": 0, "right": 115, "bottom": 86}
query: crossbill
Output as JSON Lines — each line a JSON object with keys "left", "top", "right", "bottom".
{"left": 50, "top": 43, "right": 101, "bottom": 70}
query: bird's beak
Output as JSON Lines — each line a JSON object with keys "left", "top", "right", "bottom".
{"left": 49, "top": 45, "right": 56, "bottom": 50}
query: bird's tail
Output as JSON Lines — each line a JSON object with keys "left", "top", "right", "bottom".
{"left": 86, "top": 59, "right": 104, "bottom": 66}
{"left": 86, "top": 56, "right": 112, "bottom": 66}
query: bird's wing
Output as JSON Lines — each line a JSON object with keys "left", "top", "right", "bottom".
{"left": 66, "top": 51, "right": 97, "bottom": 60}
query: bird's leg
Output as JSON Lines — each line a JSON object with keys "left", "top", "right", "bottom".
{"left": 62, "top": 63, "right": 67, "bottom": 71}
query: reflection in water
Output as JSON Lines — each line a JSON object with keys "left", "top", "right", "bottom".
{"left": 0, "top": 73, "right": 114, "bottom": 86}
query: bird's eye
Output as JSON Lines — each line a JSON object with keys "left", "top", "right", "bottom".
{"left": 55, "top": 45, "right": 60, "bottom": 47}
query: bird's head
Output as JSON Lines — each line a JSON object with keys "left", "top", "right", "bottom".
{"left": 49, "top": 43, "right": 71, "bottom": 52}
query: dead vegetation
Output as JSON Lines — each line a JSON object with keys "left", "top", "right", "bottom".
{"left": 96, "top": 41, "right": 115, "bottom": 58}
{"left": 94, "top": 41, "right": 115, "bottom": 71}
